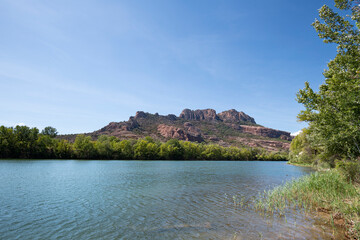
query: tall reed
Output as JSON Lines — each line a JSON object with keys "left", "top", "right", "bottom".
{"left": 255, "top": 170, "right": 360, "bottom": 239}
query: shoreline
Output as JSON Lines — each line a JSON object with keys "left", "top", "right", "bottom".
{"left": 0, "top": 158, "right": 288, "bottom": 161}
{"left": 256, "top": 169, "right": 360, "bottom": 239}
{"left": 287, "top": 162, "right": 314, "bottom": 168}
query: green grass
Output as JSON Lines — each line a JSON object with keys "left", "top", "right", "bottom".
{"left": 287, "top": 161, "right": 314, "bottom": 167}
{"left": 255, "top": 170, "right": 360, "bottom": 239}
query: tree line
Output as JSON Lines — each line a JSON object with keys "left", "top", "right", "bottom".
{"left": 290, "top": 0, "right": 360, "bottom": 179}
{"left": 0, "top": 125, "right": 287, "bottom": 161}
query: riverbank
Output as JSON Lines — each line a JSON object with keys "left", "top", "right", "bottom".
{"left": 287, "top": 162, "right": 314, "bottom": 168}
{"left": 256, "top": 169, "right": 360, "bottom": 239}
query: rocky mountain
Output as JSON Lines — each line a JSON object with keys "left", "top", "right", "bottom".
{"left": 61, "top": 109, "right": 292, "bottom": 151}
{"left": 179, "top": 109, "right": 220, "bottom": 121}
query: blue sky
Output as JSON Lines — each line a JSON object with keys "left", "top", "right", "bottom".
{"left": 0, "top": 0, "right": 336, "bottom": 134}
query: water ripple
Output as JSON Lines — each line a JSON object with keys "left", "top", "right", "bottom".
{"left": 0, "top": 160, "right": 344, "bottom": 239}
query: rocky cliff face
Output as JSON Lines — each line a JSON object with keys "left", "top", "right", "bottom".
{"left": 179, "top": 109, "right": 220, "bottom": 121}
{"left": 180, "top": 108, "right": 256, "bottom": 124}
{"left": 218, "top": 109, "right": 256, "bottom": 124}
{"left": 240, "top": 125, "right": 292, "bottom": 141}
{"left": 75, "top": 108, "right": 292, "bottom": 151}
{"left": 157, "top": 124, "right": 203, "bottom": 142}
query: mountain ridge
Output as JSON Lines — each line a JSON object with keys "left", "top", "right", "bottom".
{"left": 60, "top": 108, "right": 292, "bottom": 151}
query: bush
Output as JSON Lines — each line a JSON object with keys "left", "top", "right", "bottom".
{"left": 288, "top": 129, "right": 316, "bottom": 164}
{"left": 336, "top": 160, "right": 360, "bottom": 182}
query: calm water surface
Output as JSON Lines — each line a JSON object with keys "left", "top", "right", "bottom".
{"left": 0, "top": 160, "right": 342, "bottom": 239}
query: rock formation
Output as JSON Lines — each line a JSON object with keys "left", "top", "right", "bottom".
{"left": 218, "top": 109, "right": 256, "bottom": 124}
{"left": 134, "top": 111, "right": 148, "bottom": 119}
{"left": 183, "top": 122, "right": 202, "bottom": 137}
{"left": 179, "top": 109, "right": 220, "bottom": 121}
{"left": 157, "top": 124, "right": 203, "bottom": 142}
{"left": 62, "top": 108, "right": 293, "bottom": 151}
{"left": 235, "top": 137, "right": 291, "bottom": 152}
{"left": 240, "top": 125, "right": 292, "bottom": 141}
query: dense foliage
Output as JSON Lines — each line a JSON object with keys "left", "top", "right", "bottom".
{"left": 292, "top": 0, "right": 360, "bottom": 167}
{"left": 289, "top": 129, "right": 317, "bottom": 165}
{"left": 0, "top": 125, "right": 287, "bottom": 160}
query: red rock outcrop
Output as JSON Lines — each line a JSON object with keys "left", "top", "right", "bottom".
{"left": 157, "top": 124, "right": 203, "bottom": 142}
{"left": 183, "top": 122, "right": 201, "bottom": 136}
{"left": 240, "top": 125, "right": 292, "bottom": 141}
{"left": 235, "top": 137, "right": 291, "bottom": 151}
{"left": 179, "top": 109, "right": 219, "bottom": 121}
{"left": 218, "top": 109, "right": 256, "bottom": 124}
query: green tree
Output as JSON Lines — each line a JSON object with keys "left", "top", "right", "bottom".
{"left": 289, "top": 129, "right": 317, "bottom": 164}
{"left": 201, "top": 144, "right": 223, "bottom": 160}
{"left": 41, "top": 126, "right": 58, "bottom": 138}
{"left": 35, "top": 135, "right": 56, "bottom": 158}
{"left": 0, "top": 126, "right": 15, "bottom": 158}
{"left": 146, "top": 142, "right": 159, "bottom": 160}
{"left": 297, "top": 0, "right": 360, "bottom": 160}
{"left": 55, "top": 140, "right": 73, "bottom": 159}
{"left": 73, "top": 135, "right": 97, "bottom": 159}
{"left": 95, "top": 135, "right": 115, "bottom": 159}
{"left": 181, "top": 141, "right": 202, "bottom": 160}
{"left": 116, "top": 140, "right": 134, "bottom": 159}
{"left": 133, "top": 138, "right": 159, "bottom": 160}
{"left": 13, "top": 125, "right": 39, "bottom": 158}
{"left": 159, "top": 139, "right": 184, "bottom": 160}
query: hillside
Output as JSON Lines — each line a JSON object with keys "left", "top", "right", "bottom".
{"left": 59, "top": 109, "right": 292, "bottom": 151}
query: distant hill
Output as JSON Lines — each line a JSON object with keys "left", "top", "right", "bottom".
{"left": 59, "top": 109, "right": 292, "bottom": 151}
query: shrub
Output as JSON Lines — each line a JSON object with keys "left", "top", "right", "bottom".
{"left": 336, "top": 160, "right": 360, "bottom": 182}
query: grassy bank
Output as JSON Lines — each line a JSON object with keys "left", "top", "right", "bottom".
{"left": 287, "top": 161, "right": 314, "bottom": 168}
{"left": 255, "top": 170, "right": 360, "bottom": 239}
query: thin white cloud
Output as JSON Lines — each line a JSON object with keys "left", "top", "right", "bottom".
{"left": 291, "top": 130, "right": 302, "bottom": 137}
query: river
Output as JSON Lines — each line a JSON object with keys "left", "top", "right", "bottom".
{"left": 0, "top": 160, "right": 342, "bottom": 239}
